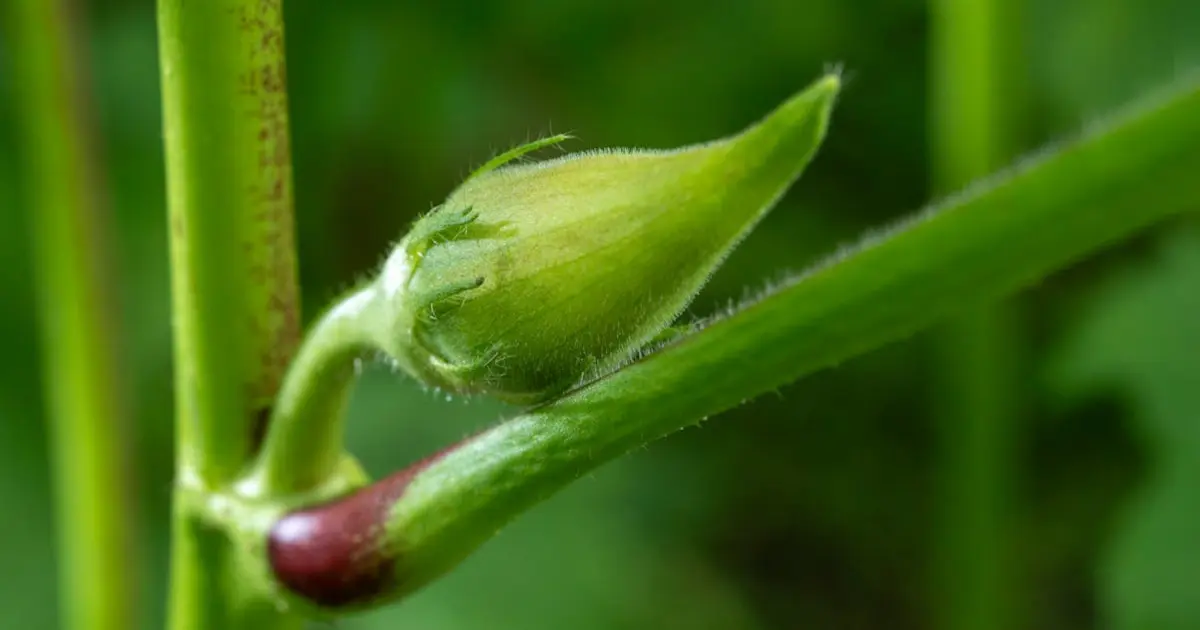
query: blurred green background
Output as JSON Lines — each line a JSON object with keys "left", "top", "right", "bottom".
{"left": 2, "top": 1, "right": 1199, "bottom": 628}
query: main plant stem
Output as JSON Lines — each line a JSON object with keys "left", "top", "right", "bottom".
{"left": 12, "top": 1, "right": 133, "bottom": 629}
{"left": 930, "top": 1, "right": 1025, "bottom": 629}
{"left": 157, "top": 0, "right": 303, "bottom": 627}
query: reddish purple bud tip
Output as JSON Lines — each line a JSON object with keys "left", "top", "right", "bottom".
{"left": 267, "top": 449, "right": 451, "bottom": 608}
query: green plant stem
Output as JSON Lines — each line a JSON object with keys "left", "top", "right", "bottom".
{"left": 936, "top": 309, "right": 1019, "bottom": 629}
{"left": 158, "top": 0, "right": 301, "bottom": 489}
{"left": 249, "top": 286, "right": 378, "bottom": 495}
{"left": 156, "top": 0, "right": 302, "bottom": 626}
{"left": 9, "top": 1, "right": 134, "bottom": 629}
{"left": 358, "top": 77, "right": 1200, "bottom": 603}
{"left": 930, "top": 1, "right": 1024, "bottom": 629}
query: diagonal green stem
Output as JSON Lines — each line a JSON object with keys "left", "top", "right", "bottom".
{"left": 9, "top": 1, "right": 135, "bottom": 629}
{"left": 156, "top": 0, "right": 303, "bottom": 627}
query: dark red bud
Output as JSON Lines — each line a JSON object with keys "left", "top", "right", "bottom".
{"left": 267, "top": 450, "right": 448, "bottom": 608}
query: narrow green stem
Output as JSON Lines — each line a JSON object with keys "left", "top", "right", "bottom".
{"left": 157, "top": 0, "right": 302, "bottom": 626}
{"left": 10, "top": 1, "right": 134, "bottom": 629}
{"left": 250, "top": 286, "right": 380, "bottom": 496}
{"left": 935, "top": 308, "right": 1020, "bottom": 629}
{"left": 929, "top": 1, "right": 1024, "bottom": 629}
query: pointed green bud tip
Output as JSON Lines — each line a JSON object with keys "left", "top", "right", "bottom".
{"left": 373, "top": 74, "right": 840, "bottom": 403}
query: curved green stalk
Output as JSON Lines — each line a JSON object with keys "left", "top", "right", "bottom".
{"left": 263, "top": 76, "right": 1200, "bottom": 614}
{"left": 930, "top": 1, "right": 1024, "bottom": 628}
{"left": 248, "top": 286, "right": 380, "bottom": 495}
{"left": 156, "top": 0, "right": 303, "bottom": 627}
{"left": 10, "top": 2, "right": 134, "bottom": 629}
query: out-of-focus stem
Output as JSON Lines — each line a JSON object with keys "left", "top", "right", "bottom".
{"left": 10, "top": 1, "right": 135, "bottom": 629}
{"left": 930, "top": 1, "right": 1025, "bottom": 630}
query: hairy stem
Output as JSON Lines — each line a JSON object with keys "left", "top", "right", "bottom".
{"left": 157, "top": 0, "right": 302, "bottom": 626}
{"left": 930, "top": 1, "right": 1025, "bottom": 629}
{"left": 10, "top": 1, "right": 134, "bottom": 628}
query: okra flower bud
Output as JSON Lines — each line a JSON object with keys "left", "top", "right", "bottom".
{"left": 375, "top": 74, "right": 839, "bottom": 403}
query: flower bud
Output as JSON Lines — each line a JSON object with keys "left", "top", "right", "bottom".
{"left": 374, "top": 74, "right": 840, "bottom": 402}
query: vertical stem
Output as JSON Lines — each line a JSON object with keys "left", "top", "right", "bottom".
{"left": 10, "top": 1, "right": 135, "bottom": 630}
{"left": 158, "top": 0, "right": 301, "bottom": 488}
{"left": 929, "top": 2, "right": 1024, "bottom": 630}
{"left": 157, "top": 0, "right": 302, "bottom": 627}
